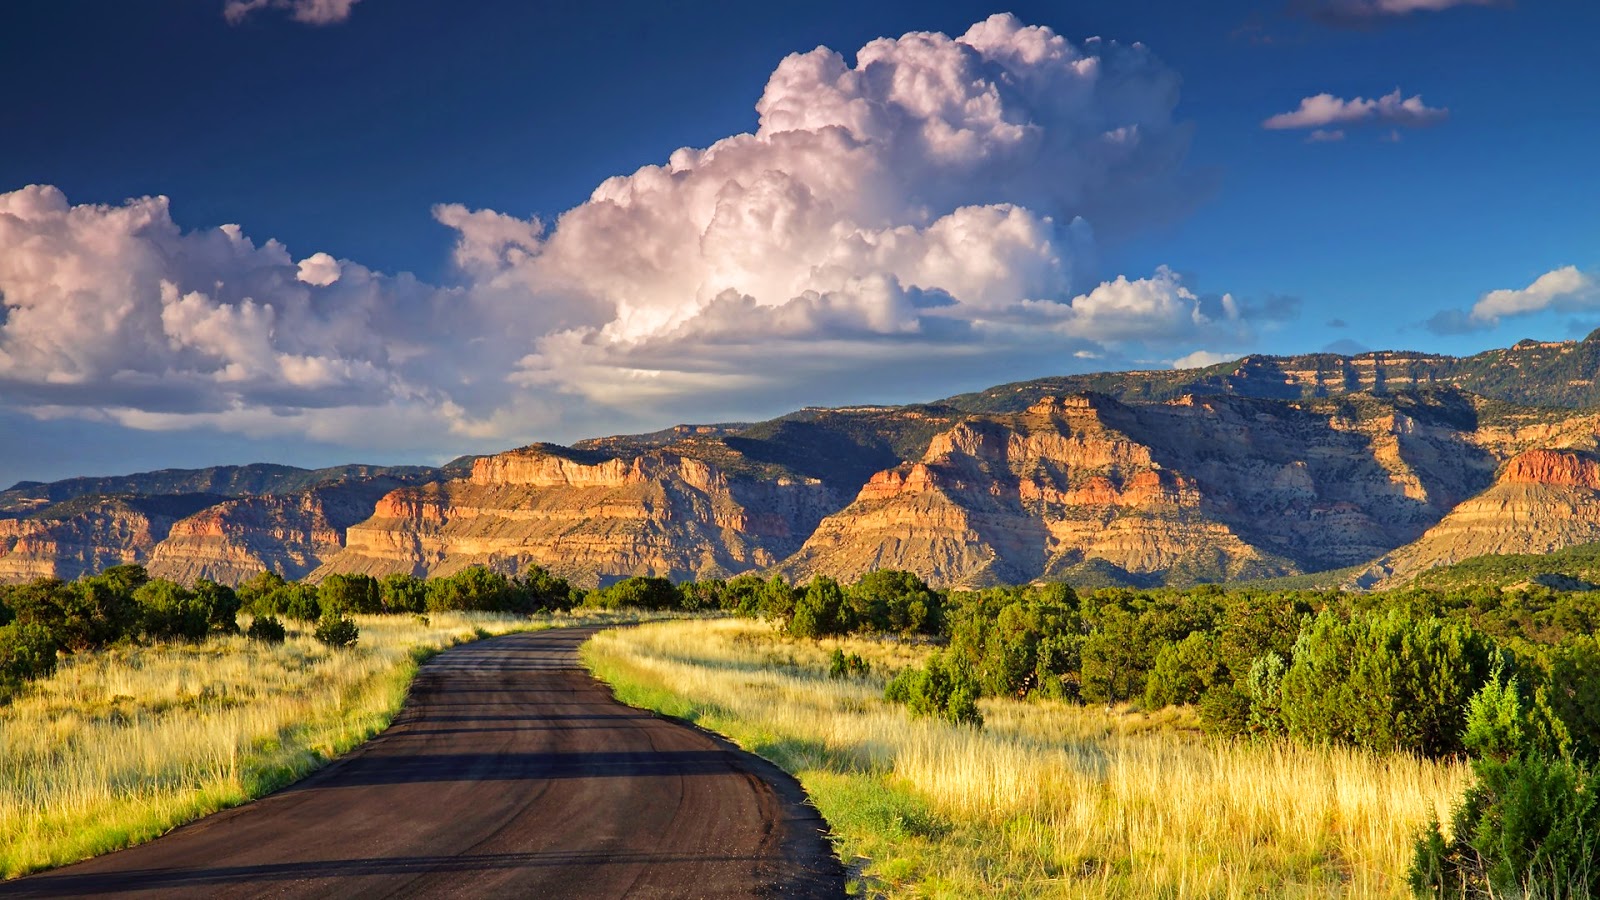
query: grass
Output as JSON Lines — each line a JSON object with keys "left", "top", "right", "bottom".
{"left": 0, "top": 609, "right": 636, "bottom": 878}
{"left": 583, "top": 618, "right": 1473, "bottom": 898}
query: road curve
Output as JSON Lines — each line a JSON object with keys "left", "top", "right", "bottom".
{"left": 2, "top": 627, "right": 844, "bottom": 898}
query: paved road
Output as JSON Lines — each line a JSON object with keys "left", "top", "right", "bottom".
{"left": 2, "top": 627, "right": 843, "bottom": 898}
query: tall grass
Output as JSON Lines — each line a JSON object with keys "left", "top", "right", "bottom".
{"left": 584, "top": 619, "right": 1472, "bottom": 898}
{"left": 0, "top": 610, "right": 623, "bottom": 878}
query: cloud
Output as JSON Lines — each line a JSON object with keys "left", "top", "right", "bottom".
{"left": 1424, "top": 266, "right": 1599, "bottom": 335}
{"left": 1172, "top": 349, "right": 1239, "bottom": 369}
{"left": 224, "top": 0, "right": 361, "bottom": 26}
{"left": 1264, "top": 89, "right": 1447, "bottom": 131}
{"left": 0, "top": 16, "right": 1283, "bottom": 461}
{"left": 1298, "top": 0, "right": 1504, "bottom": 25}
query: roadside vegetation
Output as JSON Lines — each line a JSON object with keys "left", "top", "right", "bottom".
{"left": 0, "top": 561, "right": 666, "bottom": 878}
{"left": 585, "top": 571, "right": 1600, "bottom": 898}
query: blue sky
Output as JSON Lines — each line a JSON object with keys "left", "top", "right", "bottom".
{"left": 0, "top": 0, "right": 1596, "bottom": 486}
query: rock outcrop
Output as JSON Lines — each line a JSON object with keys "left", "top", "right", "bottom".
{"left": 0, "top": 495, "right": 220, "bottom": 582}
{"left": 783, "top": 396, "right": 1287, "bottom": 587}
{"left": 1361, "top": 449, "right": 1600, "bottom": 587}
{"left": 313, "top": 446, "right": 842, "bottom": 586}
{"left": 146, "top": 480, "right": 407, "bottom": 584}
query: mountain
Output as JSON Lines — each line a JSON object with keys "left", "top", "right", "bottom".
{"left": 1359, "top": 449, "right": 1600, "bottom": 589}
{"left": 11, "top": 335, "right": 1600, "bottom": 589}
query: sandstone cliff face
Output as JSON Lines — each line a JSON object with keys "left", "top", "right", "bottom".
{"left": 145, "top": 480, "right": 404, "bottom": 584}
{"left": 782, "top": 396, "right": 1285, "bottom": 588}
{"left": 313, "top": 446, "right": 841, "bottom": 586}
{"left": 0, "top": 497, "right": 215, "bottom": 582}
{"left": 1363, "top": 449, "right": 1600, "bottom": 587}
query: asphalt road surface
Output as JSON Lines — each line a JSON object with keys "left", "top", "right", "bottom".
{"left": 2, "top": 627, "right": 843, "bottom": 898}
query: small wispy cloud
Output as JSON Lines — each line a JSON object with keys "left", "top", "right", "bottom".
{"left": 224, "top": 0, "right": 361, "bottom": 26}
{"left": 1297, "top": 0, "right": 1506, "bottom": 26}
{"left": 1264, "top": 89, "right": 1447, "bottom": 132}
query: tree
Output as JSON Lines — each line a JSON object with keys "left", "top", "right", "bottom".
{"left": 517, "top": 563, "right": 577, "bottom": 612}
{"left": 846, "top": 570, "right": 943, "bottom": 636}
{"left": 585, "top": 576, "right": 683, "bottom": 611}
{"left": 1279, "top": 610, "right": 1498, "bottom": 756}
{"left": 133, "top": 580, "right": 209, "bottom": 642}
{"left": 318, "top": 573, "right": 382, "bottom": 616}
{"left": 379, "top": 573, "right": 427, "bottom": 614}
{"left": 426, "top": 566, "right": 516, "bottom": 612}
{"left": 0, "top": 622, "right": 59, "bottom": 699}
{"left": 191, "top": 579, "right": 241, "bottom": 634}
{"left": 788, "top": 577, "right": 850, "bottom": 638}
{"left": 246, "top": 615, "right": 287, "bottom": 643}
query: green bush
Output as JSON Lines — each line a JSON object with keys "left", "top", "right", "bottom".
{"left": 245, "top": 615, "right": 287, "bottom": 643}
{"left": 1546, "top": 635, "right": 1600, "bottom": 762}
{"left": 1144, "top": 632, "right": 1226, "bottom": 708}
{"left": 584, "top": 575, "right": 683, "bottom": 612}
{"left": 788, "top": 577, "right": 850, "bottom": 637}
{"left": 313, "top": 615, "right": 360, "bottom": 648}
{"left": 827, "top": 647, "right": 871, "bottom": 679}
{"left": 946, "top": 585, "right": 1082, "bottom": 700}
{"left": 318, "top": 573, "right": 382, "bottom": 616}
{"left": 133, "top": 580, "right": 209, "bottom": 642}
{"left": 1278, "top": 610, "right": 1498, "bottom": 756}
{"left": 884, "top": 653, "right": 982, "bottom": 727}
{"left": 518, "top": 563, "right": 578, "bottom": 611}
{"left": 846, "top": 569, "right": 943, "bottom": 636}
{"left": 0, "top": 622, "right": 59, "bottom": 700}
{"left": 1412, "top": 754, "right": 1599, "bottom": 898}
{"left": 379, "top": 572, "right": 427, "bottom": 613}
{"left": 191, "top": 578, "right": 241, "bottom": 634}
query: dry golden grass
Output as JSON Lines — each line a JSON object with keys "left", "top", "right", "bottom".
{"left": 584, "top": 618, "right": 1472, "bottom": 898}
{"left": 0, "top": 610, "right": 630, "bottom": 878}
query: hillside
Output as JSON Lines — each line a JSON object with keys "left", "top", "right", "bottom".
{"left": 9, "top": 335, "right": 1600, "bottom": 588}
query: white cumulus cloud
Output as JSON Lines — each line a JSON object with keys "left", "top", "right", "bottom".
{"left": 0, "top": 16, "right": 1291, "bottom": 459}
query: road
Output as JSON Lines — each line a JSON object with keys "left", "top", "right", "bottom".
{"left": 2, "top": 627, "right": 843, "bottom": 898}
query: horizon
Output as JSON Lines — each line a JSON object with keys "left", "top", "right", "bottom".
{"left": 3, "top": 0, "right": 1596, "bottom": 487}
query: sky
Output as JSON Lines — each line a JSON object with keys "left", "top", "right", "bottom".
{"left": 1, "top": 0, "right": 1596, "bottom": 487}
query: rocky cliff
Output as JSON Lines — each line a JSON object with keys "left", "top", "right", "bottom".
{"left": 312, "top": 445, "right": 843, "bottom": 586}
{"left": 1361, "top": 449, "right": 1600, "bottom": 588}
{"left": 0, "top": 495, "right": 222, "bottom": 582}
{"left": 145, "top": 479, "right": 412, "bottom": 584}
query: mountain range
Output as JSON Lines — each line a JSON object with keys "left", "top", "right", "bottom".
{"left": 11, "top": 335, "right": 1600, "bottom": 590}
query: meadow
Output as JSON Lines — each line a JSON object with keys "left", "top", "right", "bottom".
{"left": 0, "top": 609, "right": 627, "bottom": 878}
{"left": 584, "top": 618, "right": 1473, "bottom": 898}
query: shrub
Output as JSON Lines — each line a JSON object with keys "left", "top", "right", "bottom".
{"left": 1546, "top": 635, "right": 1600, "bottom": 762}
{"left": 1279, "top": 610, "right": 1498, "bottom": 756}
{"left": 827, "top": 648, "right": 870, "bottom": 679}
{"left": 379, "top": 573, "right": 428, "bottom": 614}
{"left": 946, "top": 586, "right": 1082, "bottom": 700}
{"left": 313, "top": 615, "right": 360, "bottom": 648}
{"left": 0, "top": 622, "right": 59, "bottom": 700}
{"left": 245, "top": 615, "right": 287, "bottom": 644}
{"left": 133, "top": 580, "right": 209, "bottom": 642}
{"left": 518, "top": 563, "right": 577, "bottom": 612}
{"left": 191, "top": 579, "right": 241, "bottom": 634}
{"left": 584, "top": 576, "right": 683, "bottom": 612}
{"left": 427, "top": 566, "right": 518, "bottom": 612}
{"left": 1412, "top": 755, "right": 1599, "bottom": 898}
{"left": 318, "top": 574, "right": 382, "bottom": 616}
{"left": 1144, "top": 632, "right": 1226, "bottom": 708}
{"left": 279, "top": 584, "right": 323, "bottom": 623}
{"left": 884, "top": 653, "right": 982, "bottom": 727}
{"left": 789, "top": 577, "right": 850, "bottom": 638}
{"left": 846, "top": 569, "right": 943, "bottom": 636}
